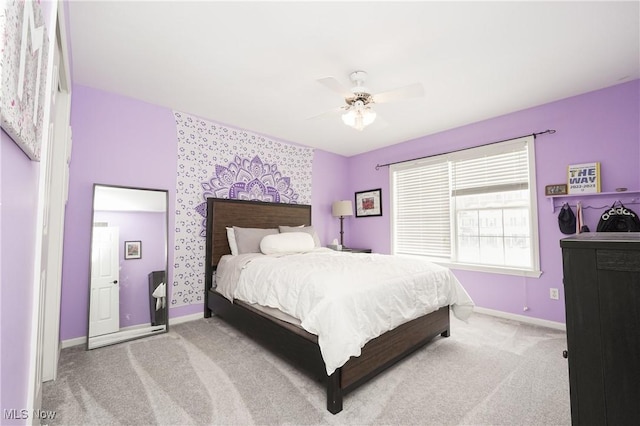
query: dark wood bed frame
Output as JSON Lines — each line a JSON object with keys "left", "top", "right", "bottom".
{"left": 204, "top": 198, "right": 450, "bottom": 414}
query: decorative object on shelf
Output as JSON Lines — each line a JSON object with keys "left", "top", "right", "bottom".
{"left": 568, "top": 162, "right": 601, "bottom": 194}
{"left": 332, "top": 200, "right": 353, "bottom": 246}
{"left": 545, "top": 184, "right": 568, "bottom": 196}
{"left": 124, "top": 241, "right": 142, "bottom": 260}
{"left": 558, "top": 203, "right": 576, "bottom": 235}
{"left": 355, "top": 188, "right": 382, "bottom": 218}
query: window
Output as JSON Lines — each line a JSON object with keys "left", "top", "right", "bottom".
{"left": 390, "top": 136, "right": 541, "bottom": 277}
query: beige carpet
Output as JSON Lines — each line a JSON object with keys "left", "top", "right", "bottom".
{"left": 42, "top": 312, "right": 571, "bottom": 425}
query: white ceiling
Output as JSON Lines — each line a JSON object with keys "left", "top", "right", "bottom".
{"left": 67, "top": 1, "right": 639, "bottom": 157}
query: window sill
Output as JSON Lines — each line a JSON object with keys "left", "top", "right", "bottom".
{"left": 432, "top": 260, "right": 542, "bottom": 278}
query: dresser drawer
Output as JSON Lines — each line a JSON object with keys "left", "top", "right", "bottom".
{"left": 597, "top": 250, "right": 640, "bottom": 272}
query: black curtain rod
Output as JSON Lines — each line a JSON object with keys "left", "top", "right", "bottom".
{"left": 375, "top": 129, "right": 556, "bottom": 170}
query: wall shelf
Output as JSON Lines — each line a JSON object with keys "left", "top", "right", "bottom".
{"left": 546, "top": 190, "right": 640, "bottom": 212}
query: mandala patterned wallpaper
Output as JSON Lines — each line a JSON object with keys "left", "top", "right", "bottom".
{"left": 172, "top": 111, "right": 313, "bottom": 307}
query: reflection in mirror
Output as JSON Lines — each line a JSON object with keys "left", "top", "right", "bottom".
{"left": 88, "top": 184, "right": 169, "bottom": 350}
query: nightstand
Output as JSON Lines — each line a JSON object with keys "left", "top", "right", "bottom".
{"left": 339, "top": 248, "right": 372, "bottom": 253}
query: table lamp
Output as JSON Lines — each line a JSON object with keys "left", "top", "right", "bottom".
{"left": 332, "top": 200, "right": 353, "bottom": 247}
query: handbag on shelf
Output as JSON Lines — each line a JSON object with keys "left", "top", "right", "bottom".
{"left": 558, "top": 203, "right": 576, "bottom": 235}
{"left": 596, "top": 201, "right": 640, "bottom": 232}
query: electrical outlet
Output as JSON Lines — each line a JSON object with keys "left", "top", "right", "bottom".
{"left": 550, "top": 288, "right": 559, "bottom": 300}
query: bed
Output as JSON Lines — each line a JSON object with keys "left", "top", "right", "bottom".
{"left": 204, "top": 198, "right": 473, "bottom": 414}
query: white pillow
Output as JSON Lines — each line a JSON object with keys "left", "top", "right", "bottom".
{"left": 279, "top": 225, "right": 321, "bottom": 248}
{"left": 226, "top": 227, "right": 238, "bottom": 255}
{"left": 260, "top": 232, "right": 315, "bottom": 255}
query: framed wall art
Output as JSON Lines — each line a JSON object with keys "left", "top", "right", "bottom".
{"left": 1, "top": 0, "right": 50, "bottom": 161}
{"left": 124, "top": 241, "right": 142, "bottom": 260}
{"left": 567, "top": 162, "right": 601, "bottom": 194}
{"left": 355, "top": 188, "right": 382, "bottom": 218}
{"left": 545, "top": 184, "right": 568, "bottom": 196}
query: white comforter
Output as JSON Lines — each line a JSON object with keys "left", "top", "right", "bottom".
{"left": 216, "top": 248, "right": 474, "bottom": 375}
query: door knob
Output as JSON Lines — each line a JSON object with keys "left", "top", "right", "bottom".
{"left": 562, "top": 350, "right": 568, "bottom": 359}
{"left": 112, "top": 280, "right": 118, "bottom": 284}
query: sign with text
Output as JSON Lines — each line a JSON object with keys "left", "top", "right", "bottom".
{"left": 568, "top": 162, "right": 601, "bottom": 194}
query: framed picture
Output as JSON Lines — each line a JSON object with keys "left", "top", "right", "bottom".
{"left": 545, "top": 184, "right": 568, "bottom": 196}
{"left": 124, "top": 241, "right": 142, "bottom": 260}
{"left": 1, "top": 0, "right": 50, "bottom": 160}
{"left": 567, "top": 162, "right": 601, "bottom": 194}
{"left": 355, "top": 189, "right": 382, "bottom": 218}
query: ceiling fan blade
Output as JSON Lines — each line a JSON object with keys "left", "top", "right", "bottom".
{"left": 307, "top": 106, "right": 346, "bottom": 121}
{"left": 317, "top": 77, "right": 353, "bottom": 98}
{"left": 373, "top": 82, "right": 425, "bottom": 104}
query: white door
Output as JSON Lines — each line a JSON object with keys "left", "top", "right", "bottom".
{"left": 30, "top": 11, "right": 62, "bottom": 408}
{"left": 42, "top": 37, "right": 72, "bottom": 382}
{"left": 89, "top": 227, "right": 120, "bottom": 337}
{"left": 28, "top": 1, "right": 74, "bottom": 415}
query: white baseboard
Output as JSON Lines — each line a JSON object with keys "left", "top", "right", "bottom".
{"left": 473, "top": 307, "right": 566, "bottom": 331}
{"left": 170, "top": 312, "right": 203, "bottom": 326}
{"left": 62, "top": 323, "right": 159, "bottom": 349}
{"left": 61, "top": 336, "right": 86, "bottom": 349}
{"left": 61, "top": 314, "right": 203, "bottom": 348}
{"left": 88, "top": 324, "right": 166, "bottom": 349}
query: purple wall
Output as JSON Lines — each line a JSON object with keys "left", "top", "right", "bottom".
{"left": 61, "top": 81, "right": 639, "bottom": 341}
{"left": 346, "top": 79, "right": 640, "bottom": 323}
{"left": 94, "top": 211, "right": 166, "bottom": 328}
{"left": 60, "top": 85, "right": 348, "bottom": 339}
{"left": 0, "top": 131, "right": 40, "bottom": 421}
{"left": 60, "top": 86, "right": 178, "bottom": 340}
{"left": 312, "top": 150, "right": 350, "bottom": 245}
{"left": 1, "top": 0, "right": 57, "bottom": 420}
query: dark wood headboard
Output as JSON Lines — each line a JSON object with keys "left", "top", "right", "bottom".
{"left": 204, "top": 198, "right": 311, "bottom": 314}
{"left": 205, "top": 198, "right": 312, "bottom": 270}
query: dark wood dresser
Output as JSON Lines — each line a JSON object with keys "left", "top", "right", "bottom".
{"left": 560, "top": 233, "right": 640, "bottom": 425}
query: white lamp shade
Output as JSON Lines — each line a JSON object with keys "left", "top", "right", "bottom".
{"left": 341, "top": 107, "right": 376, "bottom": 131}
{"left": 332, "top": 200, "right": 353, "bottom": 217}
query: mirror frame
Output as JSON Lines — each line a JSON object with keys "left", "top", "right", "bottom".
{"left": 86, "top": 183, "right": 169, "bottom": 350}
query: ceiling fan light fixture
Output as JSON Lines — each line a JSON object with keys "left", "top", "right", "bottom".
{"left": 342, "top": 107, "right": 376, "bottom": 131}
{"left": 316, "top": 69, "right": 423, "bottom": 131}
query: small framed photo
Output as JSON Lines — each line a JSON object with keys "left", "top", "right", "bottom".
{"left": 355, "top": 188, "right": 382, "bottom": 218}
{"left": 124, "top": 241, "right": 142, "bottom": 259}
{"left": 545, "top": 184, "right": 568, "bottom": 196}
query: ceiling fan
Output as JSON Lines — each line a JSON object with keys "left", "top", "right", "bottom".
{"left": 313, "top": 70, "right": 425, "bottom": 131}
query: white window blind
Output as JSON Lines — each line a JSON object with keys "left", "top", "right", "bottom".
{"left": 451, "top": 149, "right": 529, "bottom": 197}
{"left": 393, "top": 161, "right": 451, "bottom": 259}
{"left": 391, "top": 136, "right": 540, "bottom": 276}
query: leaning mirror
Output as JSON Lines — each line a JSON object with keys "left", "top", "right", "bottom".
{"left": 87, "top": 184, "right": 169, "bottom": 350}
